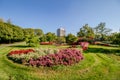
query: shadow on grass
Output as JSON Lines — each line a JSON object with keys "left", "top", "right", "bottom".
{"left": 84, "top": 47, "right": 120, "bottom": 55}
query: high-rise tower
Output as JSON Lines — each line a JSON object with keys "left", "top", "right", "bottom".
{"left": 57, "top": 28, "right": 65, "bottom": 37}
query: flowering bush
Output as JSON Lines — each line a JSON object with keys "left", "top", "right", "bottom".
{"left": 29, "top": 48, "right": 83, "bottom": 67}
{"left": 80, "top": 42, "right": 89, "bottom": 51}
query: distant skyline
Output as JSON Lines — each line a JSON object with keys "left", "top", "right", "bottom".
{"left": 0, "top": 0, "right": 120, "bottom": 35}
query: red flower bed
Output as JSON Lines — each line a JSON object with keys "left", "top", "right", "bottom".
{"left": 29, "top": 48, "right": 83, "bottom": 67}
{"left": 40, "top": 42, "right": 53, "bottom": 45}
{"left": 8, "top": 49, "right": 35, "bottom": 55}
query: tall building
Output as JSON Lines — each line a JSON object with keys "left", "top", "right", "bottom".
{"left": 57, "top": 28, "right": 66, "bottom": 37}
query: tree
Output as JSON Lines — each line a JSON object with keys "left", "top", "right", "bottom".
{"left": 111, "top": 32, "right": 120, "bottom": 45}
{"left": 45, "top": 32, "right": 57, "bottom": 42}
{"left": 39, "top": 34, "right": 47, "bottom": 42}
{"left": 0, "top": 18, "right": 44, "bottom": 43}
{"left": 23, "top": 28, "right": 35, "bottom": 39}
{"left": 66, "top": 33, "right": 78, "bottom": 44}
{"left": 34, "top": 29, "right": 43, "bottom": 37}
{"left": 0, "top": 22, "right": 13, "bottom": 43}
{"left": 11, "top": 25, "right": 24, "bottom": 41}
{"left": 94, "top": 22, "right": 112, "bottom": 41}
{"left": 26, "top": 36, "right": 40, "bottom": 47}
{"left": 56, "top": 37, "right": 66, "bottom": 44}
{"left": 77, "top": 24, "right": 94, "bottom": 38}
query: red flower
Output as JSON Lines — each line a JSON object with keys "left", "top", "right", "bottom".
{"left": 8, "top": 49, "right": 35, "bottom": 55}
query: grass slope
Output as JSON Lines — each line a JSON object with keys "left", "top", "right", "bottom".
{"left": 0, "top": 44, "right": 120, "bottom": 80}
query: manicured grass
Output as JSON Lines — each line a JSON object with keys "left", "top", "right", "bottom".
{"left": 0, "top": 43, "right": 120, "bottom": 80}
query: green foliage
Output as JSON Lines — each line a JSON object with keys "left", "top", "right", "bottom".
{"left": 12, "top": 25, "right": 24, "bottom": 41}
{"left": 0, "top": 22, "right": 24, "bottom": 43}
{"left": 23, "top": 28, "right": 35, "bottom": 38}
{"left": 39, "top": 34, "right": 47, "bottom": 42}
{"left": 56, "top": 37, "right": 66, "bottom": 44}
{"left": 77, "top": 24, "right": 94, "bottom": 38}
{"left": 34, "top": 29, "right": 43, "bottom": 37}
{"left": 66, "top": 33, "right": 78, "bottom": 44}
{"left": 45, "top": 32, "right": 57, "bottom": 42}
{"left": 26, "top": 36, "right": 40, "bottom": 47}
{"left": 111, "top": 32, "right": 120, "bottom": 45}
{"left": 39, "top": 32, "right": 57, "bottom": 42}
{"left": 94, "top": 22, "right": 112, "bottom": 41}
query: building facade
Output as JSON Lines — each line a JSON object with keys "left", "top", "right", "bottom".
{"left": 57, "top": 28, "right": 65, "bottom": 37}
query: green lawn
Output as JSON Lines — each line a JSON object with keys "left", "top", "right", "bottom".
{"left": 0, "top": 43, "right": 120, "bottom": 80}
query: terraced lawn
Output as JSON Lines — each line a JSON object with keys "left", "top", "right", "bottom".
{"left": 0, "top": 43, "right": 120, "bottom": 80}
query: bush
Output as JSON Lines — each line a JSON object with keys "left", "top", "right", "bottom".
{"left": 26, "top": 36, "right": 40, "bottom": 47}
{"left": 80, "top": 42, "right": 89, "bottom": 50}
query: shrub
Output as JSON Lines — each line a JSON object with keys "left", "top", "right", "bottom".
{"left": 26, "top": 36, "right": 40, "bottom": 47}
{"left": 80, "top": 42, "right": 89, "bottom": 51}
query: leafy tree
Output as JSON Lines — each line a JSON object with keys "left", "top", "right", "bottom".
{"left": 66, "top": 33, "right": 78, "bottom": 44}
{"left": 111, "top": 32, "right": 120, "bottom": 45}
{"left": 0, "top": 22, "right": 13, "bottom": 43}
{"left": 0, "top": 19, "right": 44, "bottom": 43}
{"left": 77, "top": 24, "right": 94, "bottom": 38}
{"left": 34, "top": 29, "right": 43, "bottom": 37}
{"left": 45, "top": 32, "right": 57, "bottom": 42}
{"left": 0, "top": 22, "right": 24, "bottom": 43}
{"left": 39, "top": 34, "right": 47, "bottom": 42}
{"left": 94, "top": 22, "right": 112, "bottom": 41}
{"left": 11, "top": 25, "right": 24, "bottom": 41}
{"left": 26, "top": 36, "right": 40, "bottom": 47}
{"left": 56, "top": 37, "right": 66, "bottom": 44}
{"left": 23, "top": 28, "right": 35, "bottom": 38}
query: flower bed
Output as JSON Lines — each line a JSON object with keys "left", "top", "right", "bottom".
{"left": 7, "top": 48, "right": 83, "bottom": 67}
{"left": 40, "top": 42, "right": 53, "bottom": 45}
{"left": 7, "top": 48, "right": 59, "bottom": 64}
{"left": 29, "top": 48, "right": 83, "bottom": 67}
{"left": 8, "top": 49, "right": 35, "bottom": 55}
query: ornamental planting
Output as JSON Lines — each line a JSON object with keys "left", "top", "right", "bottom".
{"left": 7, "top": 48, "right": 84, "bottom": 67}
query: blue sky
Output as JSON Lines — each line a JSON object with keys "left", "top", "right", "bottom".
{"left": 0, "top": 0, "right": 120, "bottom": 35}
